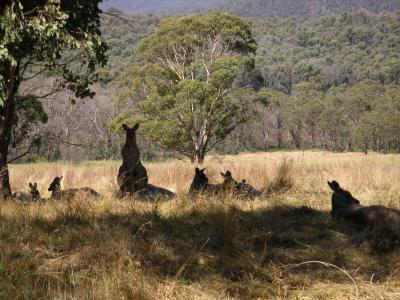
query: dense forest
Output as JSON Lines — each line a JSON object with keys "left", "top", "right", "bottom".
{"left": 13, "top": 10, "right": 400, "bottom": 162}
{"left": 100, "top": 0, "right": 400, "bottom": 19}
{"left": 255, "top": 12, "right": 400, "bottom": 93}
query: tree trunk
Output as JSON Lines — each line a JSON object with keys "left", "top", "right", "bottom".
{"left": 276, "top": 115, "right": 283, "bottom": 148}
{"left": 289, "top": 129, "right": 301, "bottom": 149}
{"left": 193, "top": 135, "right": 208, "bottom": 164}
{"left": 0, "top": 62, "right": 18, "bottom": 199}
{"left": 363, "top": 140, "right": 368, "bottom": 155}
{"left": 0, "top": 144, "right": 11, "bottom": 200}
{"left": 195, "top": 147, "right": 206, "bottom": 164}
{"left": 191, "top": 124, "right": 209, "bottom": 164}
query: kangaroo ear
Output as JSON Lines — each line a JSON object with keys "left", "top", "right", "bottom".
{"left": 220, "top": 172, "right": 225, "bottom": 178}
{"left": 195, "top": 167, "right": 200, "bottom": 173}
{"left": 133, "top": 123, "right": 140, "bottom": 131}
{"left": 59, "top": 176, "right": 63, "bottom": 181}
{"left": 328, "top": 180, "right": 340, "bottom": 191}
{"left": 122, "top": 124, "right": 129, "bottom": 131}
{"left": 200, "top": 168, "right": 206, "bottom": 173}
{"left": 29, "top": 183, "right": 34, "bottom": 189}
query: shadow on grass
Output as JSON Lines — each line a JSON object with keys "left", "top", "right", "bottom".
{"left": 2, "top": 202, "right": 399, "bottom": 298}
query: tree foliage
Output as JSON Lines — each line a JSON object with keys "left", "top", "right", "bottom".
{"left": 114, "top": 12, "right": 257, "bottom": 163}
{"left": 278, "top": 80, "right": 400, "bottom": 152}
{"left": 0, "top": 0, "right": 107, "bottom": 198}
{"left": 253, "top": 11, "right": 400, "bottom": 94}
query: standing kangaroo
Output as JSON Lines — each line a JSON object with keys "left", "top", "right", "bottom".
{"left": 327, "top": 180, "right": 400, "bottom": 238}
{"left": 13, "top": 183, "right": 41, "bottom": 202}
{"left": 117, "top": 123, "right": 148, "bottom": 195}
{"left": 48, "top": 176, "right": 100, "bottom": 200}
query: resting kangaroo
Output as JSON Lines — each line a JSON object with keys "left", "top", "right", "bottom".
{"left": 117, "top": 123, "right": 148, "bottom": 195}
{"left": 139, "top": 184, "right": 175, "bottom": 200}
{"left": 48, "top": 176, "right": 100, "bottom": 200}
{"left": 327, "top": 180, "right": 400, "bottom": 237}
{"left": 189, "top": 168, "right": 223, "bottom": 196}
{"left": 219, "top": 170, "right": 262, "bottom": 199}
{"left": 220, "top": 171, "right": 237, "bottom": 192}
{"left": 13, "top": 183, "right": 41, "bottom": 202}
{"left": 235, "top": 179, "right": 263, "bottom": 199}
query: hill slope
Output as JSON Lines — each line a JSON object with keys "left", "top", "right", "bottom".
{"left": 100, "top": 0, "right": 400, "bottom": 19}
{"left": 100, "top": 11, "right": 400, "bottom": 92}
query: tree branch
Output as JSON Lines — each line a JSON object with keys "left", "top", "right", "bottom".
{"left": 100, "top": 10, "right": 139, "bottom": 25}
{"left": 7, "top": 136, "right": 40, "bottom": 164}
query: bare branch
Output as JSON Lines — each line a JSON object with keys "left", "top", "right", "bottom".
{"left": 7, "top": 136, "right": 40, "bottom": 164}
{"left": 100, "top": 10, "right": 139, "bottom": 25}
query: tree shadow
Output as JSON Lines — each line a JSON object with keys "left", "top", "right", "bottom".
{"left": 25, "top": 202, "right": 399, "bottom": 288}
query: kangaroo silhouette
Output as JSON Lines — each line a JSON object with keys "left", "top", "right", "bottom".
{"left": 327, "top": 180, "right": 400, "bottom": 238}
{"left": 220, "top": 171, "right": 237, "bottom": 192}
{"left": 189, "top": 169, "right": 264, "bottom": 198}
{"left": 117, "top": 123, "right": 148, "bottom": 195}
{"left": 48, "top": 176, "right": 100, "bottom": 200}
{"left": 220, "top": 170, "right": 263, "bottom": 199}
{"left": 189, "top": 168, "right": 223, "bottom": 196}
{"left": 13, "top": 182, "right": 40, "bottom": 202}
{"left": 235, "top": 179, "right": 263, "bottom": 199}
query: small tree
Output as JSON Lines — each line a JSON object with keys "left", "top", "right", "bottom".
{"left": 114, "top": 12, "right": 257, "bottom": 163}
{"left": 0, "top": 0, "right": 107, "bottom": 199}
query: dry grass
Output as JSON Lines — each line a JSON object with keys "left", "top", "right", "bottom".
{"left": 2, "top": 151, "right": 400, "bottom": 299}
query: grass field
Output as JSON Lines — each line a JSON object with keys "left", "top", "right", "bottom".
{"left": 1, "top": 151, "right": 400, "bottom": 299}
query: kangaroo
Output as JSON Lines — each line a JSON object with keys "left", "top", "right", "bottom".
{"left": 139, "top": 184, "right": 175, "bottom": 200}
{"left": 235, "top": 179, "right": 263, "bottom": 199}
{"left": 48, "top": 176, "right": 100, "bottom": 200}
{"left": 117, "top": 123, "right": 148, "bottom": 195}
{"left": 327, "top": 180, "right": 400, "bottom": 238}
{"left": 13, "top": 182, "right": 41, "bottom": 202}
{"left": 189, "top": 168, "right": 223, "bottom": 196}
{"left": 220, "top": 170, "right": 263, "bottom": 199}
{"left": 220, "top": 171, "right": 238, "bottom": 192}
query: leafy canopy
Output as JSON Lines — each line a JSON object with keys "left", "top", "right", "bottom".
{"left": 114, "top": 12, "right": 257, "bottom": 162}
{"left": 0, "top": 0, "right": 107, "bottom": 106}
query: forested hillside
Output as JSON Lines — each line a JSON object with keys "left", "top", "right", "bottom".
{"left": 101, "top": 0, "right": 400, "bottom": 19}
{"left": 103, "top": 11, "right": 400, "bottom": 153}
{"left": 99, "top": 11, "right": 400, "bottom": 91}
{"left": 16, "top": 11, "right": 400, "bottom": 162}
{"left": 254, "top": 11, "right": 400, "bottom": 93}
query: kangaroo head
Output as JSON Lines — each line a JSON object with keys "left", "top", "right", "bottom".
{"left": 221, "top": 171, "right": 237, "bottom": 186}
{"left": 220, "top": 171, "right": 232, "bottom": 180}
{"left": 327, "top": 180, "right": 360, "bottom": 212}
{"left": 48, "top": 176, "right": 63, "bottom": 192}
{"left": 194, "top": 167, "right": 208, "bottom": 186}
{"left": 122, "top": 123, "right": 140, "bottom": 143}
{"left": 29, "top": 182, "right": 40, "bottom": 200}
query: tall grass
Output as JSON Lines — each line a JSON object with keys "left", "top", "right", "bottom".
{"left": 1, "top": 151, "right": 400, "bottom": 299}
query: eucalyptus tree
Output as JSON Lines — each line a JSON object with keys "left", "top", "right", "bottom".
{"left": 115, "top": 12, "right": 257, "bottom": 163}
{"left": 0, "top": 0, "right": 107, "bottom": 198}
